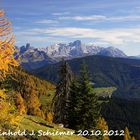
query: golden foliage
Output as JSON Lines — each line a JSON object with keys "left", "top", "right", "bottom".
{"left": 10, "top": 115, "right": 23, "bottom": 126}
{"left": 131, "top": 136, "right": 136, "bottom": 140}
{"left": 97, "top": 117, "right": 109, "bottom": 131}
{"left": 123, "top": 127, "right": 136, "bottom": 140}
{"left": 0, "top": 96, "right": 11, "bottom": 121}
{"left": 0, "top": 9, "right": 18, "bottom": 79}
{"left": 0, "top": 90, "right": 21, "bottom": 125}
{"left": 124, "top": 127, "right": 131, "bottom": 140}
{"left": 0, "top": 9, "right": 21, "bottom": 128}
{"left": 46, "top": 112, "right": 54, "bottom": 123}
{"left": 27, "top": 89, "right": 45, "bottom": 118}
{"left": 27, "top": 89, "right": 41, "bottom": 109}
{"left": 15, "top": 93, "right": 27, "bottom": 115}
{"left": 97, "top": 117, "right": 110, "bottom": 140}
{"left": 131, "top": 137, "right": 136, "bottom": 140}
{"left": 0, "top": 89, "right": 7, "bottom": 99}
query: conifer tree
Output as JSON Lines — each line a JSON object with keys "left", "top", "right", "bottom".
{"left": 67, "top": 77, "right": 81, "bottom": 128}
{"left": 78, "top": 61, "right": 100, "bottom": 130}
{"left": 52, "top": 59, "right": 73, "bottom": 126}
{"left": 68, "top": 61, "right": 100, "bottom": 130}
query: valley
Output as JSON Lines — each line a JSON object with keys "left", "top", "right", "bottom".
{"left": 1, "top": 0, "right": 140, "bottom": 139}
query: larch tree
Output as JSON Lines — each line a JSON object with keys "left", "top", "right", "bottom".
{"left": 0, "top": 9, "right": 20, "bottom": 126}
{"left": 15, "top": 93, "right": 26, "bottom": 115}
{"left": 27, "top": 89, "right": 45, "bottom": 118}
{"left": 0, "top": 9, "right": 18, "bottom": 79}
{"left": 124, "top": 127, "right": 136, "bottom": 140}
{"left": 124, "top": 127, "right": 131, "bottom": 140}
{"left": 131, "top": 137, "right": 136, "bottom": 140}
{"left": 97, "top": 117, "right": 110, "bottom": 140}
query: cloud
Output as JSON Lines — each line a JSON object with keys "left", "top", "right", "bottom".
{"left": 110, "top": 15, "right": 140, "bottom": 22}
{"left": 58, "top": 15, "right": 140, "bottom": 22}
{"left": 52, "top": 12, "right": 70, "bottom": 16}
{"left": 36, "top": 19, "right": 59, "bottom": 24}
{"left": 15, "top": 26, "right": 140, "bottom": 55}
{"left": 15, "top": 33, "right": 64, "bottom": 46}
{"left": 59, "top": 15, "right": 107, "bottom": 21}
{"left": 17, "top": 27, "right": 140, "bottom": 46}
{"left": 44, "top": 27, "right": 139, "bottom": 45}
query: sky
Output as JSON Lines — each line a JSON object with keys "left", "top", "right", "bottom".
{"left": 1, "top": 0, "right": 140, "bottom": 56}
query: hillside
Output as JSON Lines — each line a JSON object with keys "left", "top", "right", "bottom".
{"left": 28, "top": 55, "right": 140, "bottom": 137}
{"left": 1, "top": 56, "right": 139, "bottom": 139}
{"left": 0, "top": 115, "right": 88, "bottom": 140}
{"left": 0, "top": 115, "right": 87, "bottom": 140}
{"left": 1, "top": 67, "right": 56, "bottom": 117}
{"left": 1, "top": 56, "right": 138, "bottom": 140}
{"left": 0, "top": 67, "right": 90, "bottom": 140}
{"left": 32, "top": 55, "right": 140, "bottom": 99}
{"left": 1, "top": 63, "right": 139, "bottom": 139}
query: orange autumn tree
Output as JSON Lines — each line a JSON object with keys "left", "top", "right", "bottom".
{"left": 0, "top": 9, "right": 20, "bottom": 126}
{"left": 97, "top": 117, "right": 110, "bottom": 140}
{"left": 0, "top": 9, "right": 18, "bottom": 79}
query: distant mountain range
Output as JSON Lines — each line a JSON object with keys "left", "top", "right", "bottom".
{"left": 39, "top": 40, "right": 127, "bottom": 58}
{"left": 18, "top": 40, "right": 127, "bottom": 70}
{"left": 17, "top": 43, "right": 55, "bottom": 70}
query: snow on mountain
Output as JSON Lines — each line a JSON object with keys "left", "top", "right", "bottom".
{"left": 42, "top": 40, "right": 126, "bottom": 58}
{"left": 18, "top": 43, "right": 55, "bottom": 70}
{"left": 42, "top": 40, "right": 101, "bottom": 58}
{"left": 18, "top": 40, "right": 127, "bottom": 69}
{"left": 97, "top": 46, "right": 126, "bottom": 57}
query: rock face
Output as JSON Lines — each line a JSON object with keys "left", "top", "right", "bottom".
{"left": 39, "top": 40, "right": 126, "bottom": 58}
{"left": 97, "top": 47, "right": 126, "bottom": 57}
{"left": 18, "top": 40, "right": 127, "bottom": 69}
{"left": 18, "top": 44, "right": 55, "bottom": 70}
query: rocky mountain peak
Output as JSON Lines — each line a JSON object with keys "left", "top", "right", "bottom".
{"left": 69, "top": 40, "right": 82, "bottom": 47}
{"left": 18, "top": 40, "right": 127, "bottom": 69}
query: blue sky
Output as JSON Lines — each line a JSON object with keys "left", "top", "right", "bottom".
{"left": 1, "top": 0, "right": 140, "bottom": 55}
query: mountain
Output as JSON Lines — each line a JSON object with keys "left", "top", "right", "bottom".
{"left": 128, "top": 55, "right": 140, "bottom": 59}
{"left": 32, "top": 55, "right": 140, "bottom": 99}
{"left": 42, "top": 40, "right": 103, "bottom": 58}
{"left": 18, "top": 40, "right": 127, "bottom": 70}
{"left": 98, "top": 46, "right": 126, "bottom": 57}
{"left": 40, "top": 40, "right": 126, "bottom": 58}
{"left": 17, "top": 43, "right": 56, "bottom": 70}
